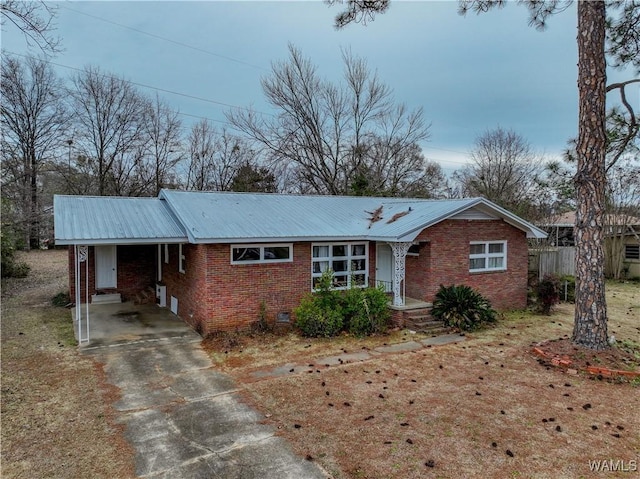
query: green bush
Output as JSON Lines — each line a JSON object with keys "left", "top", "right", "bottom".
{"left": 537, "top": 274, "right": 561, "bottom": 314}
{"left": 52, "top": 292, "right": 71, "bottom": 307}
{"left": 294, "top": 269, "right": 390, "bottom": 337}
{"left": 294, "top": 294, "right": 344, "bottom": 337}
{"left": 431, "top": 284, "right": 497, "bottom": 331}
{"left": 342, "top": 285, "right": 390, "bottom": 336}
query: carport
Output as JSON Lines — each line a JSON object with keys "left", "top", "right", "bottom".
{"left": 54, "top": 195, "right": 188, "bottom": 344}
{"left": 71, "top": 301, "right": 199, "bottom": 348}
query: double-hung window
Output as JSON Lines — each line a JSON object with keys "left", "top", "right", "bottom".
{"left": 312, "top": 242, "right": 368, "bottom": 289}
{"left": 469, "top": 241, "right": 507, "bottom": 272}
{"left": 231, "top": 244, "right": 293, "bottom": 264}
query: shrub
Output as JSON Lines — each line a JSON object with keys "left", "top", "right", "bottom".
{"left": 431, "top": 284, "right": 497, "bottom": 331}
{"left": 342, "top": 285, "right": 390, "bottom": 337}
{"left": 52, "top": 292, "right": 71, "bottom": 307}
{"left": 537, "top": 274, "right": 561, "bottom": 314}
{"left": 294, "top": 294, "right": 343, "bottom": 337}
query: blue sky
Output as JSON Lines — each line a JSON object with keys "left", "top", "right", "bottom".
{"left": 3, "top": 1, "right": 636, "bottom": 173}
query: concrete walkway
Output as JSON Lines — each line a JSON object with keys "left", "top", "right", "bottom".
{"left": 250, "top": 333, "right": 466, "bottom": 380}
{"left": 80, "top": 305, "right": 327, "bottom": 479}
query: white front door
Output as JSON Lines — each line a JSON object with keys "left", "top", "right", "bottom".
{"left": 95, "top": 245, "right": 117, "bottom": 288}
{"left": 376, "top": 243, "right": 393, "bottom": 293}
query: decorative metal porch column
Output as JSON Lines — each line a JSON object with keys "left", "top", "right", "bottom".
{"left": 74, "top": 245, "right": 90, "bottom": 343}
{"left": 389, "top": 242, "right": 413, "bottom": 306}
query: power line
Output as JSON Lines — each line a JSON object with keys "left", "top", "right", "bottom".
{"left": 59, "top": 3, "right": 269, "bottom": 72}
{"left": 4, "top": 50, "right": 274, "bottom": 118}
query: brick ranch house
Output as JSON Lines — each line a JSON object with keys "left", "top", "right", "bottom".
{"left": 54, "top": 190, "right": 547, "bottom": 336}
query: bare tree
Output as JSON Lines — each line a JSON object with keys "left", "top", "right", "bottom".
{"left": 1, "top": 0, "right": 61, "bottom": 54}
{"left": 454, "top": 127, "right": 544, "bottom": 219}
{"left": 69, "top": 66, "right": 147, "bottom": 196}
{"left": 327, "top": 0, "right": 639, "bottom": 351}
{"left": 143, "top": 95, "right": 183, "bottom": 195}
{"left": 1, "top": 55, "right": 67, "bottom": 249}
{"left": 227, "top": 44, "right": 431, "bottom": 196}
{"left": 185, "top": 120, "right": 254, "bottom": 191}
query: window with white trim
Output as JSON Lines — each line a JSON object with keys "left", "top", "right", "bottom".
{"left": 231, "top": 244, "right": 293, "bottom": 264}
{"left": 625, "top": 244, "right": 639, "bottom": 260}
{"left": 178, "top": 244, "right": 186, "bottom": 273}
{"left": 469, "top": 241, "right": 507, "bottom": 272}
{"left": 312, "top": 242, "right": 368, "bottom": 289}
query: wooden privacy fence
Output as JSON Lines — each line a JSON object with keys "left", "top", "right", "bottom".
{"left": 529, "top": 247, "right": 576, "bottom": 279}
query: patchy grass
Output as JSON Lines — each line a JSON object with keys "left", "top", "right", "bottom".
{"left": 1, "top": 250, "right": 135, "bottom": 479}
{"left": 210, "top": 281, "right": 639, "bottom": 479}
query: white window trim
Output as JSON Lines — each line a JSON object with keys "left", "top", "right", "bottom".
{"left": 311, "top": 241, "right": 369, "bottom": 290}
{"left": 469, "top": 240, "right": 507, "bottom": 272}
{"left": 230, "top": 243, "right": 294, "bottom": 265}
{"left": 179, "top": 244, "right": 186, "bottom": 274}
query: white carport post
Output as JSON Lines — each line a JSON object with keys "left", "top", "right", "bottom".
{"left": 74, "top": 245, "right": 90, "bottom": 344}
{"left": 389, "top": 242, "right": 413, "bottom": 307}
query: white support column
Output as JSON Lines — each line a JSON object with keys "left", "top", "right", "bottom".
{"left": 75, "top": 245, "right": 89, "bottom": 344}
{"left": 389, "top": 242, "right": 413, "bottom": 306}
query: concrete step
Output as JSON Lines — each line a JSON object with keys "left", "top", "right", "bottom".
{"left": 91, "top": 293, "right": 121, "bottom": 304}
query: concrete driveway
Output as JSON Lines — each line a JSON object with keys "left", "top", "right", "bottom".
{"left": 80, "top": 304, "right": 327, "bottom": 478}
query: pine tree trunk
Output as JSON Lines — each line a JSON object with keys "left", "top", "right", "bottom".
{"left": 572, "top": 1, "right": 608, "bottom": 350}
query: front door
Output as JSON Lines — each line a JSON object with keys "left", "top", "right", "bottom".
{"left": 95, "top": 245, "right": 117, "bottom": 288}
{"left": 376, "top": 243, "right": 393, "bottom": 293}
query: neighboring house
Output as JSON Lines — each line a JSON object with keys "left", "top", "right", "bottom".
{"left": 540, "top": 211, "right": 640, "bottom": 278}
{"left": 54, "top": 190, "right": 547, "bottom": 335}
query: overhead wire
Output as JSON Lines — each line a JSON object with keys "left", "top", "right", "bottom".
{"left": 59, "top": 3, "right": 269, "bottom": 72}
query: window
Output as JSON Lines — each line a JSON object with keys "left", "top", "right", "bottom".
{"left": 625, "top": 244, "right": 640, "bottom": 260}
{"left": 469, "top": 241, "right": 507, "bottom": 272}
{"left": 178, "top": 244, "right": 185, "bottom": 273}
{"left": 231, "top": 243, "right": 293, "bottom": 264}
{"left": 164, "top": 244, "right": 169, "bottom": 264}
{"left": 312, "top": 242, "right": 368, "bottom": 289}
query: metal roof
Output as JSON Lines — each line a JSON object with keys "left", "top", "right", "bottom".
{"left": 54, "top": 191, "right": 546, "bottom": 245}
{"left": 54, "top": 195, "right": 188, "bottom": 245}
{"left": 159, "top": 190, "right": 547, "bottom": 243}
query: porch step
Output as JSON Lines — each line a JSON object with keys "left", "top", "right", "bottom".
{"left": 402, "top": 306, "right": 449, "bottom": 335}
{"left": 91, "top": 293, "right": 122, "bottom": 304}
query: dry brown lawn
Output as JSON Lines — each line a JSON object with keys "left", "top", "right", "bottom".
{"left": 2, "top": 250, "right": 638, "bottom": 479}
{"left": 1, "top": 250, "right": 135, "bottom": 479}
{"left": 208, "top": 283, "right": 640, "bottom": 479}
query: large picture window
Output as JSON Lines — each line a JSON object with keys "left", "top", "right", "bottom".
{"left": 469, "top": 241, "right": 507, "bottom": 272}
{"left": 231, "top": 244, "right": 293, "bottom": 264}
{"left": 312, "top": 242, "right": 368, "bottom": 289}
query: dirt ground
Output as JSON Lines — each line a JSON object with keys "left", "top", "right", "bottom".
{"left": 1, "top": 250, "right": 135, "bottom": 479}
{"left": 208, "top": 284, "right": 640, "bottom": 479}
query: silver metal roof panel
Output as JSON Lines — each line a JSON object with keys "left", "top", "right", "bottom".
{"left": 159, "top": 190, "right": 546, "bottom": 242}
{"left": 54, "top": 195, "right": 188, "bottom": 245}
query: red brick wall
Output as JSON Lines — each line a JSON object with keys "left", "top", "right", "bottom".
{"left": 162, "top": 242, "right": 314, "bottom": 335}
{"left": 68, "top": 245, "right": 156, "bottom": 303}
{"left": 404, "top": 219, "right": 529, "bottom": 310}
